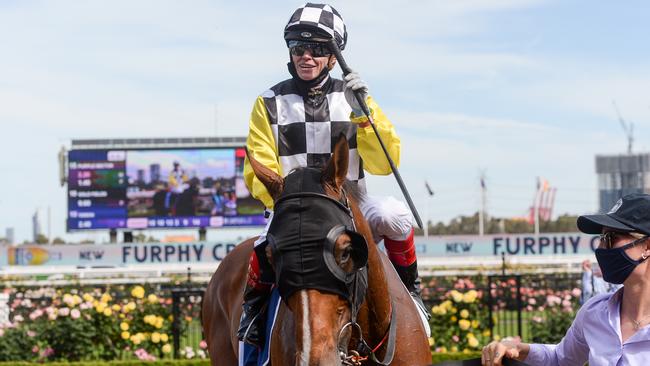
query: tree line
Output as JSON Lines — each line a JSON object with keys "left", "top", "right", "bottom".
{"left": 415, "top": 212, "right": 579, "bottom": 236}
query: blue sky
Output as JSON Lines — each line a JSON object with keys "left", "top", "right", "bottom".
{"left": 1, "top": 0, "right": 649, "bottom": 243}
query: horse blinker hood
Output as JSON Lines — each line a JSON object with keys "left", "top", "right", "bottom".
{"left": 266, "top": 167, "right": 368, "bottom": 307}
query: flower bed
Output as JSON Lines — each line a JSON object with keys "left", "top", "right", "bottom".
{"left": 0, "top": 285, "right": 206, "bottom": 362}
{"left": 426, "top": 275, "right": 582, "bottom": 350}
{"left": 427, "top": 278, "right": 491, "bottom": 353}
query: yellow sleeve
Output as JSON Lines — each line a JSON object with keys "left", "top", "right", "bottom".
{"left": 243, "top": 96, "right": 281, "bottom": 210}
{"left": 168, "top": 173, "right": 178, "bottom": 188}
{"left": 352, "top": 96, "right": 401, "bottom": 175}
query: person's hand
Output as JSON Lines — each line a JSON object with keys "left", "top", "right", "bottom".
{"left": 481, "top": 340, "right": 522, "bottom": 365}
{"left": 343, "top": 71, "right": 368, "bottom": 113}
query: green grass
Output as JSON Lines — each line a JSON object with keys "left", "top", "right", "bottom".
{"left": 493, "top": 310, "right": 559, "bottom": 342}
{"left": 179, "top": 319, "right": 204, "bottom": 350}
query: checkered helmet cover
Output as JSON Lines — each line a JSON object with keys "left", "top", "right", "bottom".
{"left": 284, "top": 3, "right": 347, "bottom": 50}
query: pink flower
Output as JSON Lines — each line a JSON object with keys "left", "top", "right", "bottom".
{"left": 528, "top": 298, "right": 537, "bottom": 305}
{"left": 572, "top": 288, "right": 581, "bottom": 297}
{"left": 0, "top": 329, "right": 4, "bottom": 337}
{"left": 135, "top": 348, "right": 157, "bottom": 361}
{"left": 452, "top": 335, "right": 460, "bottom": 343}
{"left": 58, "top": 307, "right": 70, "bottom": 317}
{"left": 13, "top": 315, "right": 24, "bottom": 323}
{"left": 42, "top": 347, "right": 54, "bottom": 358}
{"left": 71, "top": 309, "right": 81, "bottom": 319}
{"left": 27, "top": 330, "right": 36, "bottom": 337}
{"left": 29, "top": 309, "right": 44, "bottom": 320}
{"left": 546, "top": 295, "right": 562, "bottom": 307}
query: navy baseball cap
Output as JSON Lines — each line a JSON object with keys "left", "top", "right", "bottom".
{"left": 577, "top": 193, "right": 650, "bottom": 235}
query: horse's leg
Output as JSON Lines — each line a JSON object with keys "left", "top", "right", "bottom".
{"left": 202, "top": 238, "right": 255, "bottom": 366}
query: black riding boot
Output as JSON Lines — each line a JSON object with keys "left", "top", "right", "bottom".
{"left": 394, "top": 261, "right": 431, "bottom": 320}
{"left": 237, "top": 283, "right": 271, "bottom": 347}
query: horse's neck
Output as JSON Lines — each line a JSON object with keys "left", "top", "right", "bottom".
{"left": 351, "top": 204, "right": 392, "bottom": 341}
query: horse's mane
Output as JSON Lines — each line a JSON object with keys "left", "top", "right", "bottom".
{"left": 343, "top": 180, "right": 366, "bottom": 203}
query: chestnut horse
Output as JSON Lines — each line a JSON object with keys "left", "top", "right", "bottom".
{"left": 202, "top": 137, "right": 431, "bottom": 365}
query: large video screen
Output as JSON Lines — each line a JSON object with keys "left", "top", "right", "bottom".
{"left": 67, "top": 147, "right": 265, "bottom": 231}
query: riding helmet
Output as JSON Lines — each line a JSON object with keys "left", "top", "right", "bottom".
{"left": 284, "top": 3, "right": 347, "bottom": 50}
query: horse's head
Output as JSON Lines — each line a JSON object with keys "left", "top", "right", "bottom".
{"left": 248, "top": 136, "right": 369, "bottom": 365}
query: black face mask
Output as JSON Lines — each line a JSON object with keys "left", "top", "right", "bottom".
{"left": 595, "top": 239, "right": 649, "bottom": 284}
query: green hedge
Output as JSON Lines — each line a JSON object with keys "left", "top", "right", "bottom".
{"left": 431, "top": 351, "right": 482, "bottom": 363}
{"left": 0, "top": 361, "right": 209, "bottom": 366}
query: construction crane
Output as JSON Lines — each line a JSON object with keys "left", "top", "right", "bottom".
{"left": 612, "top": 100, "right": 634, "bottom": 154}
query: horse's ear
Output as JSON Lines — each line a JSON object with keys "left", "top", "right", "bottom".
{"left": 246, "top": 148, "right": 284, "bottom": 200}
{"left": 323, "top": 134, "right": 349, "bottom": 191}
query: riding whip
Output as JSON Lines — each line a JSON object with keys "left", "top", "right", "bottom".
{"left": 328, "top": 39, "right": 424, "bottom": 230}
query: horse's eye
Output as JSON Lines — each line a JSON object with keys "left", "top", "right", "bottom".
{"left": 340, "top": 247, "right": 351, "bottom": 263}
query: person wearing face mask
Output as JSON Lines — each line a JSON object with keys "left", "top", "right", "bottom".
{"left": 237, "top": 2, "right": 429, "bottom": 358}
{"left": 481, "top": 193, "right": 650, "bottom": 366}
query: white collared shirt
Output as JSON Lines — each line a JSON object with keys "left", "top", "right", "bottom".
{"left": 526, "top": 288, "right": 650, "bottom": 365}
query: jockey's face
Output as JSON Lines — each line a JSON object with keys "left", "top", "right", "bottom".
{"left": 291, "top": 48, "right": 334, "bottom": 81}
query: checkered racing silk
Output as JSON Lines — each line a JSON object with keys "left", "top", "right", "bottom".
{"left": 285, "top": 3, "right": 347, "bottom": 49}
{"left": 261, "top": 77, "right": 364, "bottom": 185}
{"left": 244, "top": 77, "right": 400, "bottom": 210}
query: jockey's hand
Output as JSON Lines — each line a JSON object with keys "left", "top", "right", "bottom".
{"left": 481, "top": 340, "right": 527, "bottom": 365}
{"left": 343, "top": 71, "right": 369, "bottom": 116}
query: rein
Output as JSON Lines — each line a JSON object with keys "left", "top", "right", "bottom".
{"left": 339, "top": 293, "right": 397, "bottom": 366}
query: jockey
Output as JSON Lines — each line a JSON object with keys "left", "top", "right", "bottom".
{"left": 238, "top": 3, "right": 429, "bottom": 348}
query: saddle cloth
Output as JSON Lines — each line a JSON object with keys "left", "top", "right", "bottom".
{"left": 240, "top": 288, "right": 282, "bottom": 366}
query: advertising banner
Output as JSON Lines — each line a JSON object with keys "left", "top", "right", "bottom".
{"left": 0, "top": 242, "right": 238, "bottom": 267}
{"left": 415, "top": 232, "right": 599, "bottom": 257}
{"left": 0, "top": 232, "right": 599, "bottom": 268}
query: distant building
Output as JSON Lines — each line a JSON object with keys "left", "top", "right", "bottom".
{"left": 137, "top": 169, "right": 146, "bottom": 185}
{"left": 5, "top": 227, "right": 14, "bottom": 244}
{"left": 150, "top": 164, "right": 161, "bottom": 184}
{"left": 596, "top": 153, "right": 650, "bottom": 212}
{"left": 32, "top": 210, "right": 42, "bottom": 242}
